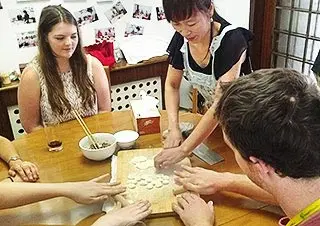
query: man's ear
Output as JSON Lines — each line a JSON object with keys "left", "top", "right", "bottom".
{"left": 249, "top": 156, "right": 274, "bottom": 175}
{"left": 209, "top": 2, "right": 214, "bottom": 18}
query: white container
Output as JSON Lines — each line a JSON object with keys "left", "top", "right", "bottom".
{"left": 114, "top": 130, "right": 139, "bottom": 149}
{"left": 79, "top": 133, "right": 117, "bottom": 161}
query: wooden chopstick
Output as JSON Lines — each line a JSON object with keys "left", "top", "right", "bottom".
{"left": 72, "top": 110, "right": 99, "bottom": 149}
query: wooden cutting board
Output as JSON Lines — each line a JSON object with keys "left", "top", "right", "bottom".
{"left": 116, "top": 148, "right": 190, "bottom": 217}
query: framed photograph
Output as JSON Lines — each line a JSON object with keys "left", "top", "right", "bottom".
{"left": 9, "top": 7, "right": 36, "bottom": 25}
{"left": 132, "top": 4, "right": 151, "bottom": 20}
{"left": 17, "top": 30, "right": 37, "bottom": 48}
{"left": 156, "top": 6, "right": 166, "bottom": 20}
{"left": 95, "top": 27, "right": 115, "bottom": 43}
{"left": 104, "top": 1, "right": 127, "bottom": 24}
{"left": 124, "top": 23, "right": 144, "bottom": 37}
{"left": 74, "top": 6, "right": 99, "bottom": 27}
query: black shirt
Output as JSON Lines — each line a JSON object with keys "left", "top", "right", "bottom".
{"left": 166, "top": 14, "right": 253, "bottom": 80}
{"left": 312, "top": 50, "right": 320, "bottom": 74}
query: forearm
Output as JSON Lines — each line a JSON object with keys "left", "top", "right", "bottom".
{"left": 0, "top": 182, "right": 72, "bottom": 209}
{"left": 223, "top": 173, "right": 277, "bottom": 205}
{"left": 0, "top": 136, "right": 19, "bottom": 163}
{"left": 180, "top": 107, "right": 219, "bottom": 154}
{"left": 165, "top": 85, "right": 181, "bottom": 130}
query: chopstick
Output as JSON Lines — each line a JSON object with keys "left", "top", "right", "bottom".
{"left": 72, "top": 110, "right": 100, "bottom": 149}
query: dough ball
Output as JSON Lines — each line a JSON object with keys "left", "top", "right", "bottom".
{"left": 155, "top": 181, "right": 163, "bottom": 188}
{"left": 127, "top": 183, "right": 136, "bottom": 189}
{"left": 147, "top": 183, "right": 154, "bottom": 190}
{"left": 162, "top": 179, "right": 169, "bottom": 185}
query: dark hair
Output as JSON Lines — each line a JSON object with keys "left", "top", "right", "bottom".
{"left": 162, "top": 0, "right": 211, "bottom": 22}
{"left": 215, "top": 68, "right": 320, "bottom": 178}
{"left": 37, "top": 5, "right": 95, "bottom": 115}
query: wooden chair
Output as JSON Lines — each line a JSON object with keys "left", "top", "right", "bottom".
{"left": 192, "top": 87, "right": 198, "bottom": 114}
{"left": 104, "top": 66, "right": 111, "bottom": 91}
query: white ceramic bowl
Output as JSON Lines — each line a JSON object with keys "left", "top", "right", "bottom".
{"left": 114, "top": 130, "right": 139, "bottom": 149}
{"left": 79, "top": 133, "right": 117, "bottom": 161}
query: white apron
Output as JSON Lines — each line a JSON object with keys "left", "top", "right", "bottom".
{"left": 179, "top": 25, "right": 237, "bottom": 109}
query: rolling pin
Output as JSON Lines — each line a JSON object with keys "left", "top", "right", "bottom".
{"left": 114, "top": 194, "right": 130, "bottom": 207}
{"left": 173, "top": 186, "right": 187, "bottom": 196}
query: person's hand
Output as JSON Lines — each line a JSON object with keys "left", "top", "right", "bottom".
{"left": 66, "top": 174, "right": 126, "bottom": 204}
{"left": 154, "top": 146, "right": 189, "bottom": 169}
{"left": 172, "top": 193, "right": 214, "bottom": 226}
{"left": 92, "top": 200, "right": 152, "bottom": 226}
{"left": 163, "top": 127, "right": 183, "bottom": 148}
{"left": 8, "top": 159, "right": 39, "bottom": 182}
{"left": 174, "top": 165, "right": 232, "bottom": 195}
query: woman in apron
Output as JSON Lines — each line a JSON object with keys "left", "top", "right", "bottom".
{"left": 155, "top": 0, "right": 253, "bottom": 167}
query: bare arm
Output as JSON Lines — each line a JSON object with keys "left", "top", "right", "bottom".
{"left": 0, "top": 182, "right": 75, "bottom": 209}
{"left": 0, "top": 174, "right": 125, "bottom": 210}
{"left": 91, "top": 56, "right": 111, "bottom": 112}
{"left": 0, "top": 136, "right": 39, "bottom": 181}
{"left": 163, "top": 65, "right": 185, "bottom": 148}
{"left": 0, "top": 136, "right": 19, "bottom": 164}
{"left": 165, "top": 65, "right": 184, "bottom": 131}
{"left": 224, "top": 173, "right": 277, "bottom": 205}
{"left": 179, "top": 50, "right": 247, "bottom": 155}
{"left": 18, "top": 67, "right": 42, "bottom": 133}
{"left": 175, "top": 166, "right": 277, "bottom": 205}
{"left": 155, "top": 51, "right": 247, "bottom": 168}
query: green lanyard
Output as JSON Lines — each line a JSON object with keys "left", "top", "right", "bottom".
{"left": 286, "top": 199, "right": 320, "bottom": 226}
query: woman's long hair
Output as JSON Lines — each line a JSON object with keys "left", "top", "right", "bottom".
{"left": 37, "top": 5, "right": 95, "bottom": 114}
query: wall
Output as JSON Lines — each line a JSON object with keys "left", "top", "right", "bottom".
{"left": 0, "top": 0, "right": 250, "bottom": 73}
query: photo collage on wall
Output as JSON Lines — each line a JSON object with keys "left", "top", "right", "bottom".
{"left": 7, "top": 6, "right": 38, "bottom": 49}
{"left": 5, "top": 1, "right": 168, "bottom": 51}
{"left": 9, "top": 7, "right": 37, "bottom": 25}
{"left": 17, "top": 31, "right": 37, "bottom": 48}
{"left": 132, "top": 4, "right": 151, "bottom": 20}
{"left": 104, "top": 1, "right": 127, "bottom": 24}
{"left": 124, "top": 24, "right": 144, "bottom": 37}
{"left": 156, "top": 6, "right": 166, "bottom": 20}
{"left": 74, "top": 6, "right": 99, "bottom": 27}
{"left": 95, "top": 27, "right": 115, "bottom": 43}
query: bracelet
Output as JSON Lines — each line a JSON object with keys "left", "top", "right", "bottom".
{"left": 7, "top": 176, "right": 14, "bottom": 182}
{"left": 7, "top": 156, "right": 22, "bottom": 165}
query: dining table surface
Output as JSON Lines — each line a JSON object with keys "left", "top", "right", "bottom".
{"left": 0, "top": 110, "right": 284, "bottom": 226}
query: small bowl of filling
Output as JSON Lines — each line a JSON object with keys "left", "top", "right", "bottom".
{"left": 114, "top": 130, "right": 139, "bottom": 149}
{"left": 79, "top": 133, "right": 117, "bottom": 161}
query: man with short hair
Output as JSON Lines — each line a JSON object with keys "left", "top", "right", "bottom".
{"left": 174, "top": 69, "right": 320, "bottom": 226}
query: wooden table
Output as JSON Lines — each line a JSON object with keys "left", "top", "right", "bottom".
{"left": 0, "top": 111, "right": 283, "bottom": 226}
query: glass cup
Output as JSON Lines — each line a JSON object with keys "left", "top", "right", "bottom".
{"left": 43, "top": 122, "right": 63, "bottom": 152}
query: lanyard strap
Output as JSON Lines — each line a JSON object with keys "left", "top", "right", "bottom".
{"left": 286, "top": 199, "right": 320, "bottom": 226}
